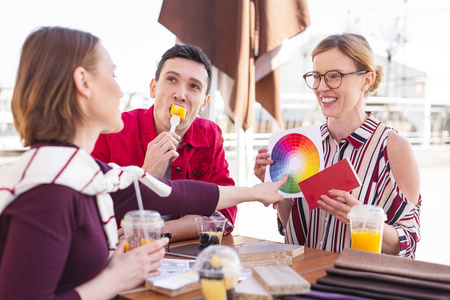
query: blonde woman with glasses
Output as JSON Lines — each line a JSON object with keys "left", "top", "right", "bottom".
{"left": 254, "top": 33, "right": 421, "bottom": 258}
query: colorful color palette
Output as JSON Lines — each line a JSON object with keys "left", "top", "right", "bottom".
{"left": 270, "top": 133, "right": 321, "bottom": 194}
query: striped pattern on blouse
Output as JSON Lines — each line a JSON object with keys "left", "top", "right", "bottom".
{"left": 285, "top": 113, "right": 421, "bottom": 258}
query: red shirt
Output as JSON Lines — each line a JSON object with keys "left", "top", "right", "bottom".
{"left": 92, "top": 105, "right": 237, "bottom": 228}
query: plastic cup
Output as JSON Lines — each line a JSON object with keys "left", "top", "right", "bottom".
{"left": 121, "top": 210, "right": 164, "bottom": 252}
{"left": 193, "top": 245, "right": 241, "bottom": 300}
{"left": 194, "top": 216, "right": 227, "bottom": 251}
{"left": 348, "top": 205, "right": 387, "bottom": 253}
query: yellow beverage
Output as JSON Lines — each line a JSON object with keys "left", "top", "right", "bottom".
{"left": 124, "top": 238, "right": 154, "bottom": 252}
{"left": 140, "top": 238, "right": 154, "bottom": 245}
{"left": 200, "top": 278, "right": 227, "bottom": 300}
{"left": 351, "top": 228, "right": 382, "bottom": 253}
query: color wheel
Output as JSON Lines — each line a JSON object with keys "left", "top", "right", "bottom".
{"left": 270, "top": 133, "right": 321, "bottom": 194}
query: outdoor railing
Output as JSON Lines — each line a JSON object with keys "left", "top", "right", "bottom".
{"left": 1, "top": 89, "right": 449, "bottom": 153}
{"left": 220, "top": 93, "right": 450, "bottom": 149}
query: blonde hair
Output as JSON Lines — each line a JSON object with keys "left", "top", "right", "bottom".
{"left": 12, "top": 27, "right": 99, "bottom": 146}
{"left": 312, "top": 33, "right": 383, "bottom": 96}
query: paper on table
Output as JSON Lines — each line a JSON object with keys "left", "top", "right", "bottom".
{"left": 146, "top": 258, "right": 198, "bottom": 290}
{"left": 149, "top": 258, "right": 195, "bottom": 278}
{"left": 152, "top": 271, "right": 199, "bottom": 290}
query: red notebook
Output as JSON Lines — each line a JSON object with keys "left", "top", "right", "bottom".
{"left": 298, "top": 158, "right": 361, "bottom": 210}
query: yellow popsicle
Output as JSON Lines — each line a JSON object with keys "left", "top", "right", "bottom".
{"left": 170, "top": 104, "right": 186, "bottom": 120}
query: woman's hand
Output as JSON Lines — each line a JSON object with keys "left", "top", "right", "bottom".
{"left": 317, "top": 189, "right": 360, "bottom": 224}
{"left": 108, "top": 238, "right": 168, "bottom": 290}
{"left": 117, "top": 227, "right": 124, "bottom": 240}
{"left": 251, "top": 174, "right": 289, "bottom": 209}
{"left": 75, "top": 238, "right": 169, "bottom": 299}
{"left": 319, "top": 190, "right": 401, "bottom": 255}
{"left": 216, "top": 174, "right": 288, "bottom": 210}
{"left": 254, "top": 148, "right": 273, "bottom": 182}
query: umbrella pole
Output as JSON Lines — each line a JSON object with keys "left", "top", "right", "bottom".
{"left": 235, "top": 115, "right": 246, "bottom": 186}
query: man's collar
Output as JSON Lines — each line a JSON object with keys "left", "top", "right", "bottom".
{"left": 182, "top": 120, "right": 210, "bottom": 148}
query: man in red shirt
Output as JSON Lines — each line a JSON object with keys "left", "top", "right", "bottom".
{"left": 92, "top": 44, "right": 236, "bottom": 241}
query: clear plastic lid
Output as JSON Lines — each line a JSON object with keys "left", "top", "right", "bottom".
{"left": 193, "top": 245, "right": 241, "bottom": 278}
{"left": 121, "top": 210, "right": 164, "bottom": 228}
{"left": 194, "top": 216, "right": 227, "bottom": 225}
{"left": 194, "top": 216, "right": 227, "bottom": 236}
{"left": 347, "top": 205, "right": 387, "bottom": 221}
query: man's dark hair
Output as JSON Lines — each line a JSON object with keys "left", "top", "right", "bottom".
{"left": 155, "top": 44, "right": 213, "bottom": 95}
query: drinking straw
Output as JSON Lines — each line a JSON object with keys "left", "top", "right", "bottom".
{"left": 133, "top": 178, "right": 149, "bottom": 242}
{"left": 133, "top": 178, "right": 144, "bottom": 211}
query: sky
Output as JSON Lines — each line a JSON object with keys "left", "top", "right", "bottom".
{"left": 1, "top": 0, "right": 449, "bottom": 99}
{"left": 0, "top": 0, "right": 174, "bottom": 94}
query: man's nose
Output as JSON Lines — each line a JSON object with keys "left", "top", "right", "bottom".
{"left": 173, "top": 86, "right": 187, "bottom": 101}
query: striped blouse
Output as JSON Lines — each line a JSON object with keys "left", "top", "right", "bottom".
{"left": 285, "top": 113, "right": 421, "bottom": 258}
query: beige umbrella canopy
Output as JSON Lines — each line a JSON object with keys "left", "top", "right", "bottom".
{"left": 158, "top": 0, "right": 310, "bottom": 131}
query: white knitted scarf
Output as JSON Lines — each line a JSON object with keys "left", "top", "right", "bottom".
{"left": 0, "top": 146, "right": 172, "bottom": 257}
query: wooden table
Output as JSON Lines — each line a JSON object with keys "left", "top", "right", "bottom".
{"left": 118, "top": 235, "right": 340, "bottom": 300}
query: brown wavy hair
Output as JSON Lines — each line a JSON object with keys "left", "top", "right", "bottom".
{"left": 311, "top": 33, "right": 384, "bottom": 97}
{"left": 11, "top": 26, "right": 100, "bottom": 146}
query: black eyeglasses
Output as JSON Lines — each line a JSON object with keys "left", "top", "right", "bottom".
{"left": 303, "top": 70, "right": 369, "bottom": 90}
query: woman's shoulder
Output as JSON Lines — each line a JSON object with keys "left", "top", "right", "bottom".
{"left": 386, "top": 131, "right": 420, "bottom": 204}
{"left": 12, "top": 184, "right": 86, "bottom": 206}
{"left": 3, "top": 184, "right": 91, "bottom": 226}
{"left": 385, "top": 130, "right": 417, "bottom": 169}
{"left": 386, "top": 130, "right": 410, "bottom": 148}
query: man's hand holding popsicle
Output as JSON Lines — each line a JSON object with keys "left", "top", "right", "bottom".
{"left": 140, "top": 104, "right": 185, "bottom": 178}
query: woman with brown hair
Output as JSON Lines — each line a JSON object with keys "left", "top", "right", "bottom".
{"left": 254, "top": 33, "right": 421, "bottom": 258}
{"left": 0, "top": 26, "right": 287, "bottom": 299}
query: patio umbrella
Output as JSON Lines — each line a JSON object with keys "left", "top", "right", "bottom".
{"left": 158, "top": 0, "right": 310, "bottom": 131}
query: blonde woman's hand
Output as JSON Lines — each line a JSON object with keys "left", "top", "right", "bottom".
{"left": 253, "top": 147, "right": 273, "bottom": 182}
{"left": 317, "top": 189, "right": 360, "bottom": 224}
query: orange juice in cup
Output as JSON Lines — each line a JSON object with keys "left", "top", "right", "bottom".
{"left": 351, "top": 228, "right": 382, "bottom": 253}
{"left": 348, "top": 205, "right": 386, "bottom": 253}
{"left": 121, "top": 210, "right": 163, "bottom": 252}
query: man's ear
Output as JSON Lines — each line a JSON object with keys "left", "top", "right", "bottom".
{"left": 199, "top": 94, "right": 211, "bottom": 112}
{"left": 149, "top": 78, "right": 157, "bottom": 98}
{"left": 73, "top": 66, "right": 91, "bottom": 98}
